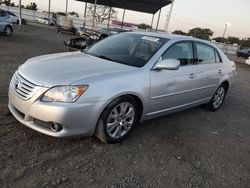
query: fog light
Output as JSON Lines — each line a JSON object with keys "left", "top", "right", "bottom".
{"left": 50, "top": 122, "right": 62, "bottom": 132}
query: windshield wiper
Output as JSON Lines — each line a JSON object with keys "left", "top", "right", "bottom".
{"left": 98, "top": 55, "right": 115, "bottom": 62}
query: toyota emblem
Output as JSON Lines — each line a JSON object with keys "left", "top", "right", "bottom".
{"left": 15, "top": 79, "right": 22, "bottom": 90}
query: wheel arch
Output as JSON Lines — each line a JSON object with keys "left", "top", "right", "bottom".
{"left": 95, "top": 92, "right": 145, "bottom": 129}
{"left": 5, "top": 25, "right": 13, "bottom": 32}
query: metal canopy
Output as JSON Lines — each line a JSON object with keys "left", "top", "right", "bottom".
{"left": 76, "top": 0, "right": 173, "bottom": 14}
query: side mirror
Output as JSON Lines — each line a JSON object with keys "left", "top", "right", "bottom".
{"left": 153, "top": 59, "right": 180, "bottom": 70}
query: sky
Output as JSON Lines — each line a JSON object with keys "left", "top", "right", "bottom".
{"left": 11, "top": 0, "right": 250, "bottom": 38}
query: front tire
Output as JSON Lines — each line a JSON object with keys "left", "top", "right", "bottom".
{"left": 4, "top": 26, "right": 12, "bottom": 37}
{"left": 208, "top": 84, "right": 227, "bottom": 111}
{"left": 95, "top": 96, "right": 139, "bottom": 144}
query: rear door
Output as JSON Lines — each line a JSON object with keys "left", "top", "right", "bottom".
{"left": 194, "top": 42, "right": 225, "bottom": 98}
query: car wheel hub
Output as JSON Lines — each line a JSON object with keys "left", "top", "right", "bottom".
{"left": 213, "top": 87, "right": 225, "bottom": 109}
{"left": 106, "top": 102, "right": 135, "bottom": 139}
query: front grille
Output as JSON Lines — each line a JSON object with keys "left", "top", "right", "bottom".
{"left": 10, "top": 72, "right": 38, "bottom": 100}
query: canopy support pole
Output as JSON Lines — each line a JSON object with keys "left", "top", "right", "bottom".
{"left": 150, "top": 14, "right": 154, "bottom": 31}
{"left": 65, "top": 0, "right": 68, "bottom": 16}
{"left": 18, "top": 0, "right": 22, "bottom": 29}
{"left": 165, "top": 0, "right": 175, "bottom": 32}
{"left": 107, "top": 6, "right": 111, "bottom": 28}
{"left": 156, "top": 8, "right": 161, "bottom": 32}
{"left": 83, "top": 2, "right": 87, "bottom": 27}
{"left": 92, "top": 0, "right": 97, "bottom": 30}
{"left": 48, "top": 0, "right": 51, "bottom": 27}
{"left": 121, "top": 9, "right": 125, "bottom": 28}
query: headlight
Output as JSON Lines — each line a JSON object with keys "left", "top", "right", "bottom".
{"left": 42, "top": 85, "right": 88, "bottom": 103}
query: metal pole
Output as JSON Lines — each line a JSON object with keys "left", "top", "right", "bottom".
{"left": 92, "top": 0, "right": 97, "bottom": 30}
{"left": 48, "top": 0, "right": 51, "bottom": 26}
{"left": 65, "top": 0, "right": 68, "bottom": 16}
{"left": 150, "top": 14, "right": 154, "bottom": 31}
{"left": 18, "top": 0, "right": 22, "bottom": 29}
{"left": 222, "top": 24, "right": 228, "bottom": 41}
{"left": 107, "top": 6, "right": 111, "bottom": 28}
{"left": 165, "top": 0, "right": 175, "bottom": 32}
{"left": 83, "top": 2, "right": 87, "bottom": 27}
{"left": 156, "top": 8, "right": 161, "bottom": 32}
{"left": 121, "top": 9, "right": 125, "bottom": 28}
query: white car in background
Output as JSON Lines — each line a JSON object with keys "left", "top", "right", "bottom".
{"left": 35, "top": 17, "right": 54, "bottom": 26}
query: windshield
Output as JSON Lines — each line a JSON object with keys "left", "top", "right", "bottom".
{"left": 86, "top": 33, "right": 168, "bottom": 67}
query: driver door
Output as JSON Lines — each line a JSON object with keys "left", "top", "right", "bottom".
{"left": 148, "top": 41, "right": 199, "bottom": 116}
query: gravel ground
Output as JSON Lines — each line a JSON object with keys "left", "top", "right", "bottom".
{"left": 0, "top": 25, "right": 250, "bottom": 188}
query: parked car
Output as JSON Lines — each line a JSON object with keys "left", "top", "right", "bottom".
{"left": 64, "top": 28, "right": 129, "bottom": 50}
{"left": 237, "top": 48, "right": 250, "bottom": 59}
{"left": 35, "top": 17, "right": 54, "bottom": 26}
{"left": 0, "top": 9, "right": 13, "bottom": 36}
{"left": 6, "top": 11, "right": 27, "bottom": 24}
{"left": 8, "top": 32, "right": 237, "bottom": 143}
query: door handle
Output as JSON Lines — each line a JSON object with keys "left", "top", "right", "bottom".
{"left": 189, "top": 73, "right": 196, "bottom": 79}
{"left": 218, "top": 70, "right": 223, "bottom": 75}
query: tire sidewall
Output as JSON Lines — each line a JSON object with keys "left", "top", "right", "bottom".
{"left": 210, "top": 84, "right": 227, "bottom": 111}
{"left": 99, "top": 96, "right": 139, "bottom": 144}
{"left": 5, "top": 26, "right": 12, "bottom": 37}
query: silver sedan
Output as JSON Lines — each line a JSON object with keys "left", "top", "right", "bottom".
{"left": 8, "top": 32, "right": 237, "bottom": 143}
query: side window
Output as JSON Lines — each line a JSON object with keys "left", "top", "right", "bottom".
{"left": 0, "top": 10, "right": 7, "bottom": 17}
{"left": 215, "top": 50, "right": 222, "bottom": 63}
{"left": 162, "top": 42, "right": 195, "bottom": 66}
{"left": 196, "top": 43, "right": 216, "bottom": 64}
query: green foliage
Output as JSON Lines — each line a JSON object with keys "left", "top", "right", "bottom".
{"left": 213, "top": 37, "right": 226, "bottom": 43}
{"left": 187, "top": 28, "right": 214, "bottom": 40}
{"left": 0, "top": 0, "right": 15, "bottom": 6}
{"left": 227, "top": 36, "right": 241, "bottom": 45}
{"left": 172, "top": 30, "right": 186, "bottom": 35}
{"left": 25, "top": 2, "right": 38, "bottom": 11}
{"left": 241, "top": 38, "right": 250, "bottom": 49}
{"left": 138, "top": 23, "right": 151, "bottom": 30}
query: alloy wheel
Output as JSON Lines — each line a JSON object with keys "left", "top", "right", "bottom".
{"left": 212, "top": 86, "right": 225, "bottom": 109}
{"left": 106, "top": 102, "right": 135, "bottom": 139}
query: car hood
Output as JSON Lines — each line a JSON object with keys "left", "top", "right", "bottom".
{"left": 18, "top": 52, "right": 137, "bottom": 87}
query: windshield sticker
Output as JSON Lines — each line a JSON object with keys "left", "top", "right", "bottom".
{"left": 141, "top": 36, "right": 160, "bottom": 42}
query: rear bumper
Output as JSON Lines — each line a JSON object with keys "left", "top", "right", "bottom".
{"left": 8, "top": 86, "right": 105, "bottom": 138}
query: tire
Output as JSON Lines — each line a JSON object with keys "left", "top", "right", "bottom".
{"left": 95, "top": 96, "right": 139, "bottom": 144}
{"left": 4, "top": 26, "right": 12, "bottom": 37}
{"left": 208, "top": 84, "right": 227, "bottom": 111}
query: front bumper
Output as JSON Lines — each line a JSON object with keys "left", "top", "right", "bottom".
{"left": 8, "top": 85, "right": 105, "bottom": 138}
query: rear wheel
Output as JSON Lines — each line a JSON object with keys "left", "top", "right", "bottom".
{"left": 5, "top": 26, "right": 12, "bottom": 37}
{"left": 208, "top": 84, "right": 227, "bottom": 111}
{"left": 95, "top": 96, "right": 139, "bottom": 144}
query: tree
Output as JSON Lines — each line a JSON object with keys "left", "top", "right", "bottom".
{"left": 187, "top": 28, "right": 214, "bottom": 40}
{"left": 138, "top": 23, "right": 151, "bottom": 30}
{"left": 0, "top": 0, "right": 15, "bottom": 6}
{"left": 213, "top": 37, "right": 226, "bottom": 43}
{"left": 68, "top": 11, "right": 79, "bottom": 18}
{"left": 25, "top": 2, "right": 38, "bottom": 11}
{"left": 227, "top": 36, "right": 240, "bottom": 45}
{"left": 172, "top": 30, "right": 186, "bottom": 35}
{"left": 241, "top": 38, "right": 250, "bottom": 49}
{"left": 87, "top": 4, "right": 117, "bottom": 23}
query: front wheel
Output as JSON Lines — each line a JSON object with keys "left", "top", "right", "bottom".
{"left": 5, "top": 26, "right": 12, "bottom": 37}
{"left": 95, "top": 96, "right": 139, "bottom": 144}
{"left": 208, "top": 84, "right": 227, "bottom": 111}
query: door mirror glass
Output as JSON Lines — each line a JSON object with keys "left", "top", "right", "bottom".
{"left": 153, "top": 59, "right": 180, "bottom": 70}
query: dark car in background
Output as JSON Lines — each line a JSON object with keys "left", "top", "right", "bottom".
{"left": 237, "top": 48, "right": 250, "bottom": 59}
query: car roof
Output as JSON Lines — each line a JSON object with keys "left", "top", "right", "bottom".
{"left": 128, "top": 31, "right": 218, "bottom": 46}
